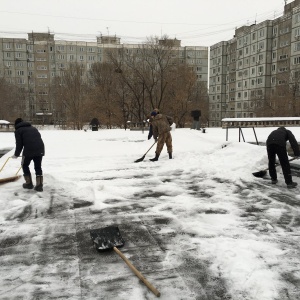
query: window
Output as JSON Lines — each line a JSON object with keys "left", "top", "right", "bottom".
{"left": 294, "top": 42, "right": 300, "bottom": 52}
{"left": 280, "top": 41, "right": 289, "bottom": 47}
{"left": 259, "top": 29, "right": 264, "bottom": 37}
{"left": 15, "top": 44, "right": 22, "bottom": 49}
{"left": 79, "top": 47, "right": 84, "bottom": 52}
{"left": 17, "top": 70, "right": 24, "bottom": 76}
{"left": 5, "top": 43, "right": 11, "bottom": 49}
{"left": 279, "top": 54, "right": 288, "bottom": 60}
{"left": 57, "top": 45, "right": 65, "bottom": 51}
{"left": 6, "top": 52, "right": 11, "bottom": 58}
{"left": 17, "top": 78, "right": 25, "bottom": 84}
{"left": 258, "top": 42, "right": 264, "bottom": 49}
{"left": 79, "top": 55, "right": 84, "bottom": 61}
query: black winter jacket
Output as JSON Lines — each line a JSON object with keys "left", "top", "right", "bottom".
{"left": 14, "top": 121, "right": 45, "bottom": 157}
{"left": 266, "top": 127, "right": 300, "bottom": 156}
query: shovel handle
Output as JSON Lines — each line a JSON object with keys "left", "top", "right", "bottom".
{"left": 144, "top": 141, "right": 157, "bottom": 156}
{"left": 113, "top": 247, "right": 160, "bottom": 297}
{"left": 0, "top": 157, "right": 11, "bottom": 172}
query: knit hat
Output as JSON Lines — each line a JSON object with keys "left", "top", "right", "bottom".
{"left": 14, "top": 118, "right": 23, "bottom": 127}
{"left": 151, "top": 111, "right": 157, "bottom": 116}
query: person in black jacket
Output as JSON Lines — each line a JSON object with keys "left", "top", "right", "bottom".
{"left": 148, "top": 108, "right": 159, "bottom": 140}
{"left": 12, "top": 118, "right": 45, "bottom": 191}
{"left": 266, "top": 127, "right": 299, "bottom": 188}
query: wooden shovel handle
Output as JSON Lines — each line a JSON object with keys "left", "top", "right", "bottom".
{"left": 113, "top": 247, "right": 160, "bottom": 297}
{"left": 0, "top": 157, "right": 11, "bottom": 172}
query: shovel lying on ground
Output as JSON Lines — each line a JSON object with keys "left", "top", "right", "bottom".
{"left": 134, "top": 141, "right": 157, "bottom": 163}
{"left": 252, "top": 157, "right": 298, "bottom": 178}
{"left": 90, "top": 226, "right": 160, "bottom": 297}
{"left": 0, "top": 156, "right": 22, "bottom": 184}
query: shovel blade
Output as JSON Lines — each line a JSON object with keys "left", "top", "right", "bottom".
{"left": 134, "top": 155, "right": 145, "bottom": 163}
{"left": 252, "top": 170, "right": 267, "bottom": 178}
{"left": 90, "top": 226, "right": 125, "bottom": 251}
{"left": 0, "top": 175, "right": 21, "bottom": 184}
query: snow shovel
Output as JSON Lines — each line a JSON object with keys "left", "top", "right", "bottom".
{"left": 90, "top": 226, "right": 161, "bottom": 297}
{"left": 252, "top": 157, "right": 298, "bottom": 178}
{"left": 134, "top": 141, "right": 157, "bottom": 163}
{"left": 0, "top": 157, "right": 22, "bottom": 184}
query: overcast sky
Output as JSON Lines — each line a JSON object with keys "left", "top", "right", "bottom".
{"left": 0, "top": 0, "right": 289, "bottom": 46}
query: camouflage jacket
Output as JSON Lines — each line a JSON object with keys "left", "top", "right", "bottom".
{"left": 152, "top": 114, "right": 173, "bottom": 139}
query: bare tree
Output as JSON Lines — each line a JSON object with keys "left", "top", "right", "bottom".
{"left": 53, "top": 63, "right": 90, "bottom": 130}
{"left": 0, "top": 77, "right": 26, "bottom": 121}
{"left": 254, "top": 68, "right": 300, "bottom": 117}
{"left": 89, "top": 62, "right": 123, "bottom": 128}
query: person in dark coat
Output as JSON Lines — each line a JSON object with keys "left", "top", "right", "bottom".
{"left": 148, "top": 108, "right": 159, "bottom": 140}
{"left": 266, "top": 127, "right": 299, "bottom": 188}
{"left": 149, "top": 110, "right": 173, "bottom": 161}
{"left": 12, "top": 118, "right": 45, "bottom": 191}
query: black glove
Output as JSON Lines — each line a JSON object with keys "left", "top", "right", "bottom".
{"left": 148, "top": 134, "right": 151, "bottom": 140}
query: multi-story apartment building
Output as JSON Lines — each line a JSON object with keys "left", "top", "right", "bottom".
{"left": 0, "top": 33, "right": 208, "bottom": 123}
{"left": 209, "top": 0, "right": 300, "bottom": 127}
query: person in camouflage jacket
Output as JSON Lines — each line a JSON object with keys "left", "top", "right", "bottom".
{"left": 149, "top": 110, "right": 173, "bottom": 161}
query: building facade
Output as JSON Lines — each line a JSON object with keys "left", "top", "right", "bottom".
{"left": 209, "top": 0, "right": 300, "bottom": 127}
{"left": 0, "top": 33, "right": 208, "bottom": 123}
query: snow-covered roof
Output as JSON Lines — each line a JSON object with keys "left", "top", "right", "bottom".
{"left": 222, "top": 117, "right": 300, "bottom": 121}
{"left": 0, "top": 120, "right": 10, "bottom": 125}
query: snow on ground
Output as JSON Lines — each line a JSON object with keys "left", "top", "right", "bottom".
{"left": 0, "top": 126, "right": 300, "bottom": 300}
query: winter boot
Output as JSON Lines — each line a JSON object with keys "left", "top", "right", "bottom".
{"left": 149, "top": 153, "right": 159, "bottom": 162}
{"left": 168, "top": 152, "right": 172, "bottom": 159}
{"left": 23, "top": 175, "right": 33, "bottom": 189}
{"left": 34, "top": 175, "right": 43, "bottom": 192}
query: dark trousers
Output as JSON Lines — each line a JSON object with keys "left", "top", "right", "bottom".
{"left": 22, "top": 156, "right": 43, "bottom": 176}
{"left": 267, "top": 144, "right": 292, "bottom": 184}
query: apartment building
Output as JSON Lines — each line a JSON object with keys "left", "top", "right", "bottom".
{"left": 0, "top": 33, "right": 208, "bottom": 123}
{"left": 209, "top": 0, "right": 300, "bottom": 127}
